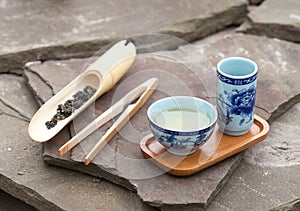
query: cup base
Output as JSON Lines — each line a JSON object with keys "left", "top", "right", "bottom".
{"left": 221, "top": 128, "right": 250, "bottom": 136}
{"left": 167, "top": 148, "right": 196, "bottom": 156}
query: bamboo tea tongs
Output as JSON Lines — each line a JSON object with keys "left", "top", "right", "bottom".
{"left": 58, "top": 77, "right": 158, "bottom": 165}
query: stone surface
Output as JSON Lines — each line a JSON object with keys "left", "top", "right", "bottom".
{"left": 25, "top": 52, "right": 244, "bottom": 210}
{"left": 193, "top": 33, "right": 300, "bottom": 123}
{"left": 1, "top": 1, "right": 299, "bottom": 210}
{"left": 207, "top": 102, "right": 300, "bottom": 210}
{"left": 270, "top": 198, "right": 300, "bottom": 211}
{"left": 0, "top": 74, "right": 39, "bottom": 121}
{"left": 133, "top": 156, "right": 242, "bottom": 211}
{"left": 0, "top": 76, "right": 156, "bottom": 211}
{"left": 0, "top": 0, "right": 247, "bottom": 73}
{"left": 27, "top": 32, "right": 300, "bottom": 124}
{"left": 248, "top": 0, "right": 264, "bottom": 5}
{"left": 244, "top": 103, "right": 300, "bottom": 167}
{"left": 206, "top": 163, "right": 300, "bottom": 211}
{"left": 24, "top": 32, "right": 300, "bottom": 209}
{"left": 238, "top": 0, "right": 300, "bottom": 42}
{"left": 0, "top": 189, "right": 35, "bottom": 211}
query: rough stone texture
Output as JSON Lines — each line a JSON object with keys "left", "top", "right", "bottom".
{"left": 27, "top": 32, "right": 300, "bottom": 124}
{"left": 270, "top": 198, "right": 300, "bottom": 211}
{"left": 0, "top": 189, "right": 35, "bottom": 211}
{"left": 24, "top": 32, "right": 300, "bottom": 209}
{"left": 1, "top": 1, "right": 299, "bottom": 209}
{"left": 207, "top": 103, "right": 300, "bottom": 210}
{"left": 0, "top": 74, "right": 39, "bottom": 121}
{"left": 206, "top": 163, "right": 300, "bottom": 210}
{"left": 25, "top": 53, "right": 243, "bottom": 210}
{"left": 238, "top": 0, "right": 300, "bottom": 43}
{"left": 0, "top": 0, "right": 248, "bottom": 73}
{"left": 248, "top": 0, "right": 264, "bottom": 5}
{"left": 134, "top": 156, "right": 242, "bottom": 211}
{"left": 0, "top": 76, "right": 156, "bottom": 211}
{"left": 244, "top": 103, "right": 300, "bottom": 167}
{"left": 193, "top": 33, "right": 300, "bottom": 123}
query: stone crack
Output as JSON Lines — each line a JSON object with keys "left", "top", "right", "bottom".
{"left": 255, "top": 105, "right": 269, "bottom": 115}
{"left": 0, "top": 71, "right": 22, "bottom": 77}
{"left": 24, "top": 65, "right": 55, "bottom": 98}
{"left": 0, "top": 174, "right": 62, "bottom": 210}
{"left": 114, "top": 137, "right": 119, "bottom": 170}
{"left": 0, "top": 109, "right": 29, "bottom": 122}
{"left": 268, "top": 93, "right": 300, "bottom": 124}
{"left": 0, "top": 98, "right": 29, "bottom": 122}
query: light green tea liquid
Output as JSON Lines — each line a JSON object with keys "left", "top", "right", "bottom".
{"left": 154, "top": 108, "right": 211, "bottom": 131}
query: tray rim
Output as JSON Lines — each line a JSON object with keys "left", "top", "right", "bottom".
{"left": 140, "top": 114, "right": 270, "bottom": 176}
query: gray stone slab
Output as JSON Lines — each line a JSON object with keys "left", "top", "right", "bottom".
{"left": 0, "top": 189, "right": 35, "bottom": 211}
{"left": 193, "top": 33, "right": 300, "bottom": 123}
{"left": 207, "top": 102, "right": 300, "bottom": 210}
{"left": 238, "top": 0, "right": 300, "bottom": 42}
{"left": 0, "top": 98, "right": 27, "bottom": 122}
{"left": 270, "top": 198, "right": 300, "bottom": 211}
{"left": 207, "top": 163, "right": 300, "bottom": 211}
{"left": 25, "top": 50, "right": 244, "bottom": 210}
{"left": 0, "top": 0, "right": 247, "bottom": 73}
{"left": 25, "top": 32, "right": 300, "bottom": 210}
{"left": 0, "top": 78, "right": 156, "bottom": 210}
{"left": 0, "top": 74, "right": 39, "bottom": 121}
{"left": 29, "top": 30, "right": 300, "bottom": 122}
{"left": 248, "top": 0, "right": 264, "bottom": 5}
{"left": 244, "top": 103, "right": 300, "bottom": 167}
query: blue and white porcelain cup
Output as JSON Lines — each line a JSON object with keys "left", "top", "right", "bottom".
{"left": 216, "top": 57, "right": 258, "bottom": 136}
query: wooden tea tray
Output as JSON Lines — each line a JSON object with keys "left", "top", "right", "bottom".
{"left": 140, "top": 115, "right": 269, "bottom": 176}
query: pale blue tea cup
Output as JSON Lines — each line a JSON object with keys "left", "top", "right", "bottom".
{"left": 216, "top": 57, "right": 258, "bottom": 136}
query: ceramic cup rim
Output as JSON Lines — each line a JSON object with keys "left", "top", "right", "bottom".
{"left": 217, "top": 57, "right": 258, "bottom": 79}
{"left": 147, "top": 96, "right": 217, "bottom": 133}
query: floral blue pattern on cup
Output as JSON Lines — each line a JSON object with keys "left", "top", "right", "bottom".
{"left": 149, "top": 120, "right": 215, "bottom": 154}
{"left": 217, "top": 85, "right": 256, "bottom": 126}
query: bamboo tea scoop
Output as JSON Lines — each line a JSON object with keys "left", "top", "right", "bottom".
{"left": 28, "top": 39, "right": 136, "bottom": 142}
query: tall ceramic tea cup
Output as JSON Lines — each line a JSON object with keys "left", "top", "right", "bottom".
{"left": 216, "top": 57, "right": 258, "bottom": 136}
